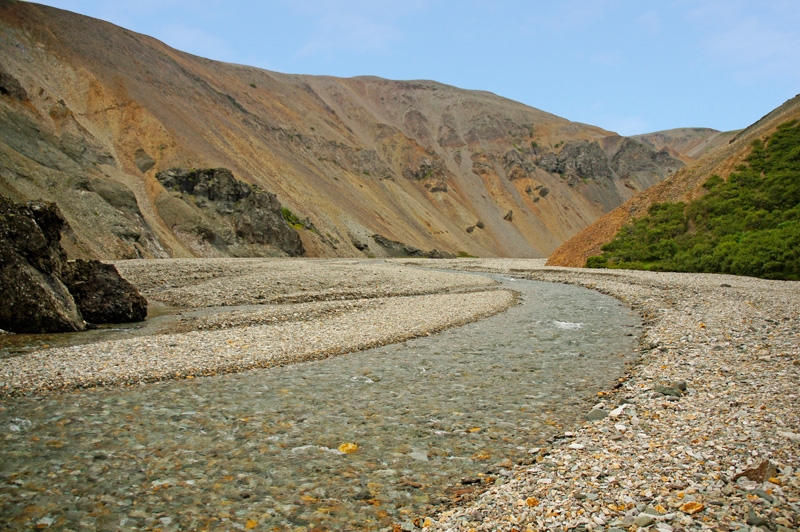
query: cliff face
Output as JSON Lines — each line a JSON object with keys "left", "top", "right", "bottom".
{"left": 547, "top": 95, "right": 800, "bottom": 267}
{"left": 0, "top": 1, "right": 684, "bottom": 259}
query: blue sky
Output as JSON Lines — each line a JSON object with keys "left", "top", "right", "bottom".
{"left": 32, "top": 0, "right": 800, "bottom": 136}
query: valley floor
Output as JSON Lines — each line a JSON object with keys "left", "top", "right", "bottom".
{"left": 0, "top": 259, "right": 514, "bottom": 396}
{"left": 1, "top": 258, "right": 798, "bottom": 531}
{"left": 404, "top": 259, "right": 800, "bottom": 532}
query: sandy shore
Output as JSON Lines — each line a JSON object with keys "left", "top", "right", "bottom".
{"left": 401, "top": 259, "right": 800, "bottom": 532}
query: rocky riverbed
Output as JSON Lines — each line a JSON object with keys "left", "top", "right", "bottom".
{"left": 0, "top": 259, "right": 513, "bottom": 396}
{"left": 401, "top": 259, "right": 800, "bottom": 532}
{"left": 1, "top": 258, "right": 797, "bottom": 532}
{"left": 1, "top": 259, "right": 644, "bottom": 531}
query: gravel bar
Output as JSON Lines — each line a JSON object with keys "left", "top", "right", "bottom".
{"left": 0, "top": 259, "right": 514, "bottom": 396}
{"left": 114, "top": 258, "right": 496, "bottom": 307}
{"left": 400, "top": 259, "right": 799, "bottom": 532}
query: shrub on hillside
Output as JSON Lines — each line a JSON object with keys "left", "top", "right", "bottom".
{"left": 585, "top": 120, "right": 800, "bottom": 280}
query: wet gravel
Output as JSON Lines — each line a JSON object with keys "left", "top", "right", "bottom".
{"left": 405, "top": 259, "right": 800, "bottom": 532}
{"left": 0, "top": 262, "right": 641, "bottom": 531}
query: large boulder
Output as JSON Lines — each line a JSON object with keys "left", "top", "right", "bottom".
{"left": 0, "top": 196, "right": 149, "bottom": 333}
{"left": 0, "top": 197, "right": 85, "bottom": 332}
{"left": 62, "top": 259, "right": 148, "bottom": 324}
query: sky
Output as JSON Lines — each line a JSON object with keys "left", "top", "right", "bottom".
{"left": 31, "top": 0, "right": 800, "bottom": 136}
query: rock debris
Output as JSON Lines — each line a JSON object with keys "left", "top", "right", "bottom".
{"left": 403, "top": 259, "right": 799, "bottom": 532}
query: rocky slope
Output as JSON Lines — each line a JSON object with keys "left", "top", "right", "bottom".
{"left": 0, "top": 1, "right": 684, "bottom": 259}
{"left": 547, "top": 94, "right": 800, "bottom": 267}
{"left": 632, "top": 127, "right": 740, "bottom": 162}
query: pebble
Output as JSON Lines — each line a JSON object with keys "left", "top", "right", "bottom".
{"left": 401, "top": 258, "right": 800, "bottom": 532}
{"left": 0, "top": 260, "right": 514, "bottom": 396}
{"left": 635, "top": 514, "right": 656, "bottom": 527}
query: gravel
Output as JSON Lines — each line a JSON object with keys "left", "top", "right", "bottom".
{"left": 401, "top": 259, "right": 800, "bottom": 532}
{"left": 114, "top": 258, "right": 495, "bottom": 307}
{"left": 2, "top": 257, "right": 797, "bottom": 531}
{"left": 0, "top": 259, "right": 513, "bottom": 396}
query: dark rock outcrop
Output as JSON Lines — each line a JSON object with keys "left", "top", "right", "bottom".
{"left": 539, "top": 141, "right": 614, "bottom": 183}
{"left": 371, "top": 234, "right": 454, "bottom": 259}
{"left": 155, "top": 168, "right": 304, "bottom": 257}
{"left": 502, "top": 149, "right": 535, "bottom": 180}
{"left": 62, "top": 260, "right": 148, "bottom": 324}
{"left": 0, "top": 68, "right": 28, "bottom": 100}
{"left": 608, "top": 137, "right": 684, "bottom": 182}
{"left": 0, "top": 197, "right": 85, "bottom": 332}
{"left": 404, "top": 158, "right": 443, "bottom": 181}
{"left": 0, "top": 196, "right": 148, "bottom": 333}
{"left": 134, "top": 148, "right": 156, "bottom": 173}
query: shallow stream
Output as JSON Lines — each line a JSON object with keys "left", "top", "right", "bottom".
{"left": 0, "top": 274, "right": 642, "bottom": 531}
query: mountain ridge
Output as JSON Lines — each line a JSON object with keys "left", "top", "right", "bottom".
{"left": 1, "top": 1, "right": 686, "bottom": 260}
{"left": 631, "top": 127, "right": 740, "bottom": 162}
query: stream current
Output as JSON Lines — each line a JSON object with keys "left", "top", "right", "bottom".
{"left": 0, "top": 274, "right": 642, "bottom": 531}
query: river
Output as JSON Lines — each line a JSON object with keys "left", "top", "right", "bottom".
{"left": 0, "top": 274, "right": 641, "bottom": 531}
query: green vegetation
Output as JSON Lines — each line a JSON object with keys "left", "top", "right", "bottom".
{"left": 281, "top": 207, "right": 309, "bottom": 230}
{"left": 456, "top": 251, "right": 477, "bottom": 258}
{"left": 585, "top": 120, "right": 800, "bottom": 280}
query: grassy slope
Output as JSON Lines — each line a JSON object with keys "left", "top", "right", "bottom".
{"left": 547, "top": 94, "right": 800, "bottom": 267}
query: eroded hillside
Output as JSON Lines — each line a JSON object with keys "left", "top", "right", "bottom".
{"left": 0, "top": 1, "right": 684, "bottom": 259}
{"left": 548, "top": 94, "right": 800, "bottom": 267}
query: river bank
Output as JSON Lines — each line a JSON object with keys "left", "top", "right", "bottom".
{"left": 0, "top": 259, "right": 513, "bottom": 396}
{"left": 0, "top": 262, "right": 641, "bottom": 531}
{"left": 1, "top": 258, "right": 797, "bottom": 531}
{"left": 402, "top": 259, "right": 799, "bottom": 532}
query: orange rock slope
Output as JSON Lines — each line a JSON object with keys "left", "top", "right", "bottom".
{"left": 1, "top": 2, "right": 685, "bottom": 260}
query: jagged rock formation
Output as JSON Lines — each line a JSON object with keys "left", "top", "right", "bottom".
{"left": 154, "top": 168, "right": 304, "bottom": 257}
{"left": 537, "top": 138, "right": 682, "bottom": 188}
{"left": 0, "top": 2, "right": 686, "bottom": 259}
{"left": 0, "top": 196, "right": 147, "bottom": 333}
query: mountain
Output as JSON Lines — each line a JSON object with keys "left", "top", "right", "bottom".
{"left": 547, "top": 94, "right": 800, "bottom": 267}
{"left": 0, "top": 1, "right": 684, "bottom": 260}
{"left": 631, "top": 128, "right": 740, "bottom": 162}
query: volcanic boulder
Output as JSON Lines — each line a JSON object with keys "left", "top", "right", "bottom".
{"left": 0, "top": 197, "right": 85, "bottom": 332}
{"left": 0, "top": 196, "right": 148, "bottom": 333}
{"left": 62, "top": 259, "right": 148, "bottom": 324}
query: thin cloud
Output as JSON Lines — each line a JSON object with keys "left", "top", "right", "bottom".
{"left": 686, "top": 0, "right": 800, "bottom": 84}
{"left": 702, "top": 17, "right": 800, "bottom": 83}
{"left": 635, "top": 11, "right": 661, "bottom": 35}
